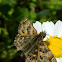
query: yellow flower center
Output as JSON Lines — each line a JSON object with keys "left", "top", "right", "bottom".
{"left": 45, "top": 35, "right": 62, "bottom": 58}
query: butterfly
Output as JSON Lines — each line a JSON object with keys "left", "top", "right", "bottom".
{"left": 14, "top": 17, "right": 57, "bottom": 62}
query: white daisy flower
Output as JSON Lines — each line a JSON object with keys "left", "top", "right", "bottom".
{"left": 33, "top": 20, "right": 62, "bottom": 62}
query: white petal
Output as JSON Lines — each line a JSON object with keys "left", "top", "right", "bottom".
{"left": 43, "top": 35, "right": 50, "bottom": 41}
{"left": 56, "top": 58, "right": 60, "bottom": 62}
{"left": 53, "top": 20, "right": 62, "bottom": 37}
{"left": 56, "top": 58, "right": 62, "bottom": 62}
{"left": 42, "top": 21, "right": 54, "bottom": 36}
{"left": 33, "top": 21, "right": 42, "bottom": 34}
{"left": 59, "top": 58, "right": 62, "bottom": 62}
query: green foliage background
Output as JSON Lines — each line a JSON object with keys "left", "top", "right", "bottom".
{"left": 0, "top": 0, "right": 62, "bottom": 62}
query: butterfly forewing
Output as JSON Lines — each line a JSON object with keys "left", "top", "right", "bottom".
{"left": 18, "top": 17, "right": 37, "bottom": 36}
{"left": 14, "top": 17, "right": 37, "bottom": 51}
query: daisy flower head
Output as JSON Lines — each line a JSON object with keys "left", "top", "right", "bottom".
{"left": 33, "top": 20, "right": 62, "bottom": 62}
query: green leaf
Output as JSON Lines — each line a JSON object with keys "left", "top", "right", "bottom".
{"left": 37, "top": 10, "right": 50, "bottom": 16}
{"left": 8, "top": 8, "right": 14, "bottom": 16}
{"left": 1, "top": 28, "right": 8, "bottom": 36}
{"left": 0, "top": 0, "right": 2, "bottom": 3}
{"left": 30, "top": 10, "right": 36, "bottom": 19}
{"left": 17, "top": 8, "right": 29, "bottom": 22}
{"left": 0, "top": 28, "right": 1, "bottom": 34}
{"left": 1, "top": 0, "right": 17, "bottom": 6}
{"left": 20, "top": 8, "right": 29, "bottom": 18}
{"left": 0, "top": 4, "right": 12, "bottom": 19}
{"left": 30, "top": 3, "right": 36, "bottom": 8}
{"left": 32, "top": 0, "right": 37, "bottom": 2}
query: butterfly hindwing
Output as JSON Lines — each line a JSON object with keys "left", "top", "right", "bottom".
{"left": 26, "top": 40, "right": 57, "bottom": 62}
{"left": 39, "top": 42, "right": 57, "bottom": 62}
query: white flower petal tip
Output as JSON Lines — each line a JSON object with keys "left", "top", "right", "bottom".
{"left": 33, "top": 20, "right": 62, "bottom": 37}
{"left": 41, "top": 21, "right": 54, "bottom": 36}
{"left": 56, "top": 58, "right": 62, "bottom": 62}
{"left": 57, "top": 20, "right": 62, "bottom": 22}
{"left": 59, "top": 58, "right": 62, "bottom": 62}
{"left": 56, "top": 58, "right": 60, "bottom": 62}
{"left": 53, "top": 20, "right": 62, "bottom": 37}
{"left": 33, "top": 21, "right": 42, "bottom": 34}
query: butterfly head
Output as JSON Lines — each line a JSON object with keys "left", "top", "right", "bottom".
{"left": 39, "top": 32, "right": 46, "bottom": 38}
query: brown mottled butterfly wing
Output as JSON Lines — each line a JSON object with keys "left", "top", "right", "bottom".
{"left": 27, "top": 41, "right": 56, "bottom": 62}
{"left": 18, "top": 17, "right": 37, "bottom": 36}
{"left": 14, "top": 17, "right": 57, "bottom": 62}
{"left": 14, "top": 17, "right": 37, "bottom": 51}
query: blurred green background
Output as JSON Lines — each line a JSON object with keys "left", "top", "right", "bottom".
{"left": 0, "top": 0, "right": 62, "bottom": 62}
